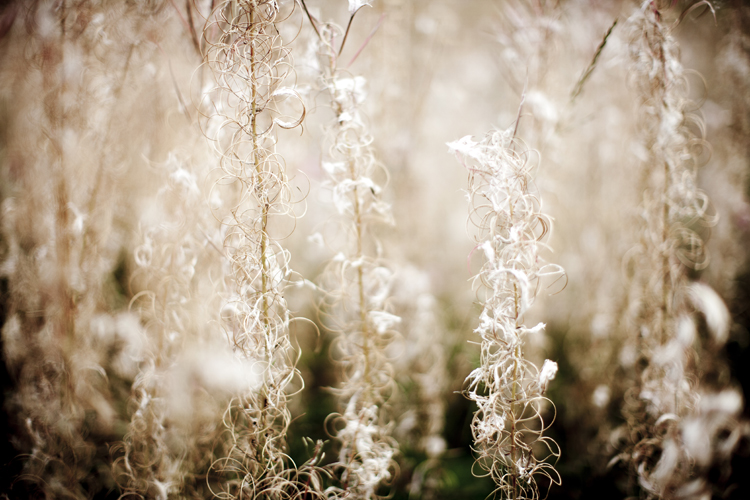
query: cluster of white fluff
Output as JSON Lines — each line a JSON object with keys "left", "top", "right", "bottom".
{"left": 449, "top": 128, "right": 563, "bottom": 499}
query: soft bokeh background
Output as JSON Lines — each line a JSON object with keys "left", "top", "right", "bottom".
{"left": 1, "top": 0, "right": 750, "bottom": 498}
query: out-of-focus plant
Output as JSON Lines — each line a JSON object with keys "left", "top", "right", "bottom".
{"left": 112, "top": 151, "right": 241, "bottom": 499}
{"left": 615, "top": 2, "right": 749, "bottom": 498}
{"left": 309, "top": 4, "right": 400, "bottom": 497}
{"left": 0, "top": 1, "right": 183, "bottom": 497}
{"left": 389, "top": 265, "right": 449, "bottom": 500}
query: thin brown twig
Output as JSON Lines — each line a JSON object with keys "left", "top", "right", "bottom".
{"left": 570, "top": 18, "right": 618, "bottom": 103}
{"left": 298, "top": 0, "right": 322, "bottom": 42}
{"left": 346, "top": 13, "right": 385, "bottom": 68}
{"left": 339, "top": 5, "right": 369, "bottom": 57}
{"left": 185, "top": 0, "right": 201, "bottom": 54}
{"left": 168, "top": 0, "right": 200, "bottom": 55}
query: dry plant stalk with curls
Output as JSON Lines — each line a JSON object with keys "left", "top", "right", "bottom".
{"left": 449, "top": 127, "right": 564, "bottom": 500}
{"left": 619, "top": 1, "right": 745, "bottom": 497}
{"left": 313, "top": 10, "right": 399, "bottom": 500}
{"left": 202, "top": 1, "right": 318, "bottom": 498}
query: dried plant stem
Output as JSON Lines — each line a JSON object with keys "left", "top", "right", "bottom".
{"left": 203, "top": 1, "right": 310, "bottom": 497}
{"left": 570, "top": 18, "right": 618, "bottom": 103}
{"left": 449, "top": 128, "right": 563, "bottom": 500}
{"left": 621, "top": 1, "right": 717, "bottom": 496}
{"left": 315, "top": 20, "right": 399, "bottom": 499}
